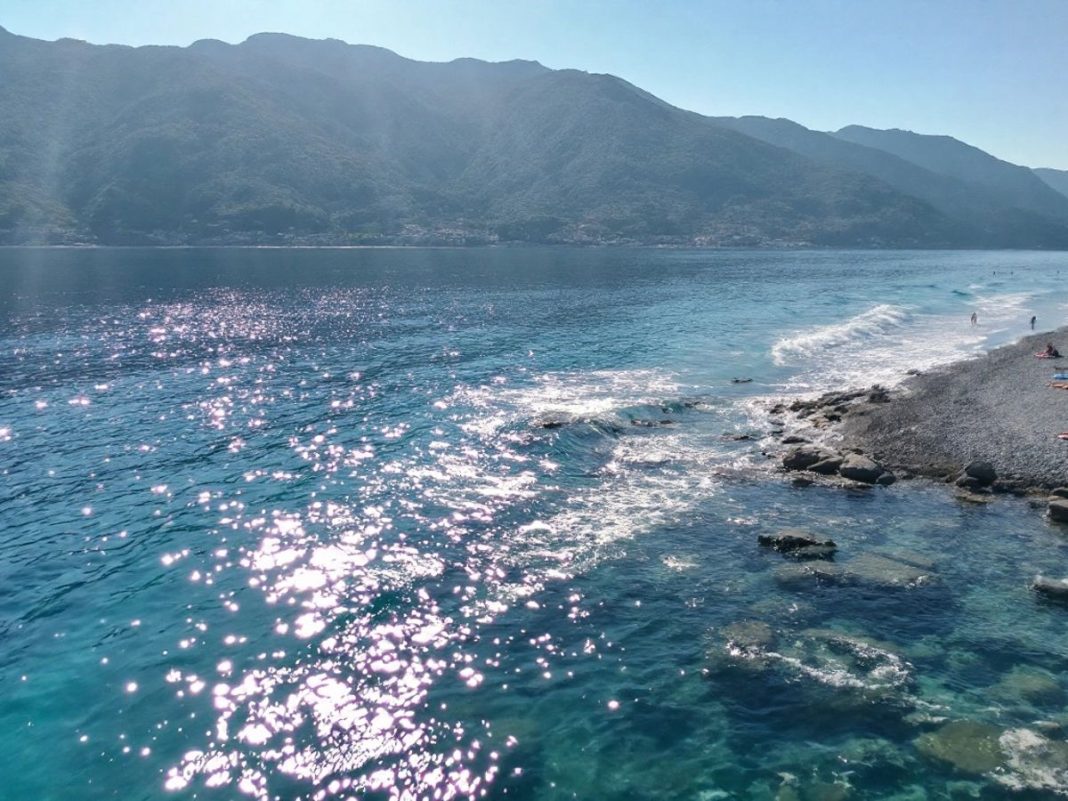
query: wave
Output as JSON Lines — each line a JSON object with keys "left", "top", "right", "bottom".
{"left": 770, "top": 304, "right": 912, "bottom": 366}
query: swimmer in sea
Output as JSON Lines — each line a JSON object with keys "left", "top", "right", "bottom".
{"left": 970, "top": 312, "right": 978, "bottom": 326}
{"left": 1032, "top": 315, "right": 1037, "bottom": 330}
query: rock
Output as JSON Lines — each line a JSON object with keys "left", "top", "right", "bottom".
{"left": 841, "top": 553, "right": 935, "bottom": 589}
{"left": 802, "top": 782, "right": 852, "bottom": 801}
{"left": 1033, "top": 575, "right": 1068, "bottom": 600}
{"left": 955, "top": 490, "right": 994, "bottom": 505}
{"left": 781, "top": 435, "right": 809, "bottom": 444}
{"left": 758, "top": 529, "right": 837, "bottom": 559}
{"left": 954, "top": 475, "right": 984, "bottom": 491}
{"left": 808, "top": 457, "right": 843, "bottom": 475}
{"left": 707, "top": 620, "right": 775, "bottom": 671}
{"left": 838, "top": 454, "right": 885, "bottom": 484}
{"left": 963, "top": 460, "right": 997, "bottom": 486}
{"left": 720, "top": 620, "right": 774, "bottom": 650}
{"left": 1048, "top": 499, "right": 1068, "bottom": 523}
{"left": 782, "top": 445, "right": 834, "bottom": 471}
{"left": 791, "top": 476, "right": 814, "bottom": 488}
{"left": 1050, "top": 487, "right": 1068, "bottom": 499}
{"left": 875, "top": 471, "right": 897, "bottom": 486}
{"left": 991, "top": 666, "right": 1065, "bottom": 706}
{"left": 774, "top": 562, "right": 845, "bottom": 588}
{"left": 914, "top": 720, "right": 1006, "bottom": 774}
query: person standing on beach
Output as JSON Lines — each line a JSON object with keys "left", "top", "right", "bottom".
{"left": 1032, "top": 315, "right": 1037, "bottom": 330}
{"left": 971, "top": 312, "right": 978, "bottom": 326}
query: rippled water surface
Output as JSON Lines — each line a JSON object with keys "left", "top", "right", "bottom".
{"left": 4, "top": 248, "right": 1068, "bottom": 800}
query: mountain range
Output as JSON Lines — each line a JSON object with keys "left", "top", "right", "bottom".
{"left": 1, "top": 26, "right": 1066, "bottom": 248}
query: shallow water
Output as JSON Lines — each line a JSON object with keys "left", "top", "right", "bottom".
{"left": 3, "top": 248, "right": 1068, "bottom": 800}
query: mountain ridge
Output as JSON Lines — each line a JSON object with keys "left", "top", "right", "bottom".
{"left": 0, "top": 28, "right": 1064, "bottom": 248}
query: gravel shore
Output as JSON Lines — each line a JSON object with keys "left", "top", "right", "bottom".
{"left": 838, "top": 328, "right": 1068, "bottom": 489}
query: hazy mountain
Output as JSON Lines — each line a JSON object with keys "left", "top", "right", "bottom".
{"left": 710, "top": 116, "right": 1068, "bottom": 248}
{"left": 0, "top": 26, "right": 1064, "bottom": 247}
{"left": 1035, "top": 168, "right": 1068, "bottom": 200}
{"left": 832, "top": 125, "right": 1068, "bottom": 222}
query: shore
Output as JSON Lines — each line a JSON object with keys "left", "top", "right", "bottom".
{"left": 775, "top": 327, "right": 1068, "bottom": 492}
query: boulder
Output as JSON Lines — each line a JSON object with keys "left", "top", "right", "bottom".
{"left": 841, "top": 552, "right": 936, "bottom": 589}
{"left": 875, "top": 471, "right": 897, "bottom": 486}
{"left": 915, "top": 720, "right": 1006, "bottom": 774}
{"left": 1050, "top": 487, "right": 1068, "bottom": 500}
{"left": 963, "top": 460, "right": 997, "bottom": 486}
{"left": 781, "top": 435, "right": 809, "bottom": 444}
{"left": 838, "top": 453, "right": 885, "bottom": 484}
{"left": 808, "top": 457, "right": 843, "bottom": 475}
{"left": 1048, "top": 499, "right": 1068, "bottom": 523}
{"left": 954, "top": 475, "right": 984, "bottom": 491}
{"left": 774, "top": 562, "right": 845, "bottom": 588}
{"left": 782, "top": 445, "right": 834, "bottom": 471}
{"left": 991, "top": 666, "right": 1065, "bottom": 706}
{"left": 791, "top": 476, "right": 814, "bottom": 488}
{"left": 758, "top": 529, "right": 837, "bottom": 558}
{"left": 1033, "top": 575, "right": 1068, "bottom": 600}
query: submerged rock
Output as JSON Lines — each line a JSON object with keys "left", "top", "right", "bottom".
{"left": 991, "top": 666, "right": 1066, "bottom": 707}
{"left": 774, "top": 561, "right": 845, "bottom": 588}
{"left": 842, "top": 552, "right": 936, "bottom": 589}
{"left": 914, "top": 720, "right": 1006, "bottom": 774}
{"left": 758, "top": 529, "right": 837, "bottom": 558}
{"left": 1033, "top": 575, "right": 1068, "bottom": 600}
{"left": 838, "top": 454, "right": 886, "bottom": 484}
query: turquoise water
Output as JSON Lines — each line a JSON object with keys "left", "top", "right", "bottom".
{"left": 3, "top": 248, "right": 1068, "bottom": 800}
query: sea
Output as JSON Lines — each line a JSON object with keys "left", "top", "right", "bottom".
{"left": 3, "top": 247, "right": 1068, "bottom": 800}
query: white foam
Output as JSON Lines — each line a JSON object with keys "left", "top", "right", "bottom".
{"left": 771, "top": 304, "right": 912, "bottom": 367}
{"left": 769, "top": 292, "right": 1039, "bottom": 394}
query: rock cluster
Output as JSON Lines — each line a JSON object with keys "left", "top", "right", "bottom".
{"left": 781, "top": 444, "right": 896, "bottom": 486}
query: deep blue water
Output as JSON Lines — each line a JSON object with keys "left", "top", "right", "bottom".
{"left": 3, "top": 248, "right": 1068, "bottom": 800}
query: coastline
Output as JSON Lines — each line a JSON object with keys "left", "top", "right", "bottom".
{"left": 774, "top": 327, "right": 1068, "bottom": 493}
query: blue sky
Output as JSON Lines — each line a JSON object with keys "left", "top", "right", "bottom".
{"left": 4, "top": 0, "right": 1067, "bottom": 168}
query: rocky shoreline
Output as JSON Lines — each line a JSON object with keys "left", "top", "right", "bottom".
{"left": 764, "top": 328, "right": 1068, "bottom": 524}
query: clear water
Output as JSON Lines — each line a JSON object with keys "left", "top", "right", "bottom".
{"left": 3, "top": 248, "right": 1068, "bottom": 801}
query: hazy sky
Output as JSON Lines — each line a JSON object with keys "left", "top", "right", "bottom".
{"left": 4, "top": 0, "right": 1067, "bottom": 168}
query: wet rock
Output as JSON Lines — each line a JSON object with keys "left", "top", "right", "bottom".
{"left": 758, "top": 529, "right": 837, "bottom": 559}
{"left": 841, "top": 552, "right": 935, "bottom": 588}
{"left": 954, "top": 490, "right": 994, "bottom": 505}
{"left": 963, "top": 460, "right": 997, "bottom": 486}
{"left": 1048, "top": 498, "right": 1068, "bottom": 523}
{"left": 707, "top": 620, "right": 775, "bottom": 671}
{"left": 875, "top": 472, "right": 897, "bottom": 486}
{"left": 1033, "top": 575, "right": 1068, "bottom": 600}
{"left": 1050, "top": 487, "right": 1068, "bottom": 499}
{"left": 791, "top": 476, "right": 814, "bottom": 488}
{"left": 914, "top": 720, "right": 1006, "bottom": 774}
{"left": 838, "top": 454, "right": 885, "bottom": 484}
{"left": 774, "top": 561, "right": 845, "bottom": 588}
{"left": 808, "top": 457, "right": 844, "bottom": 475}
{"left": 781, "top": 435, "right": 809, "bottom": 444}
{"left": 783, "top": 445, "right": 835, "bottom": 471}
{"left": 954, "top": 475, "right": 984, "bottom": 491}
{"left": 991, "top": 666, "right": 1065, "bottom": 707}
